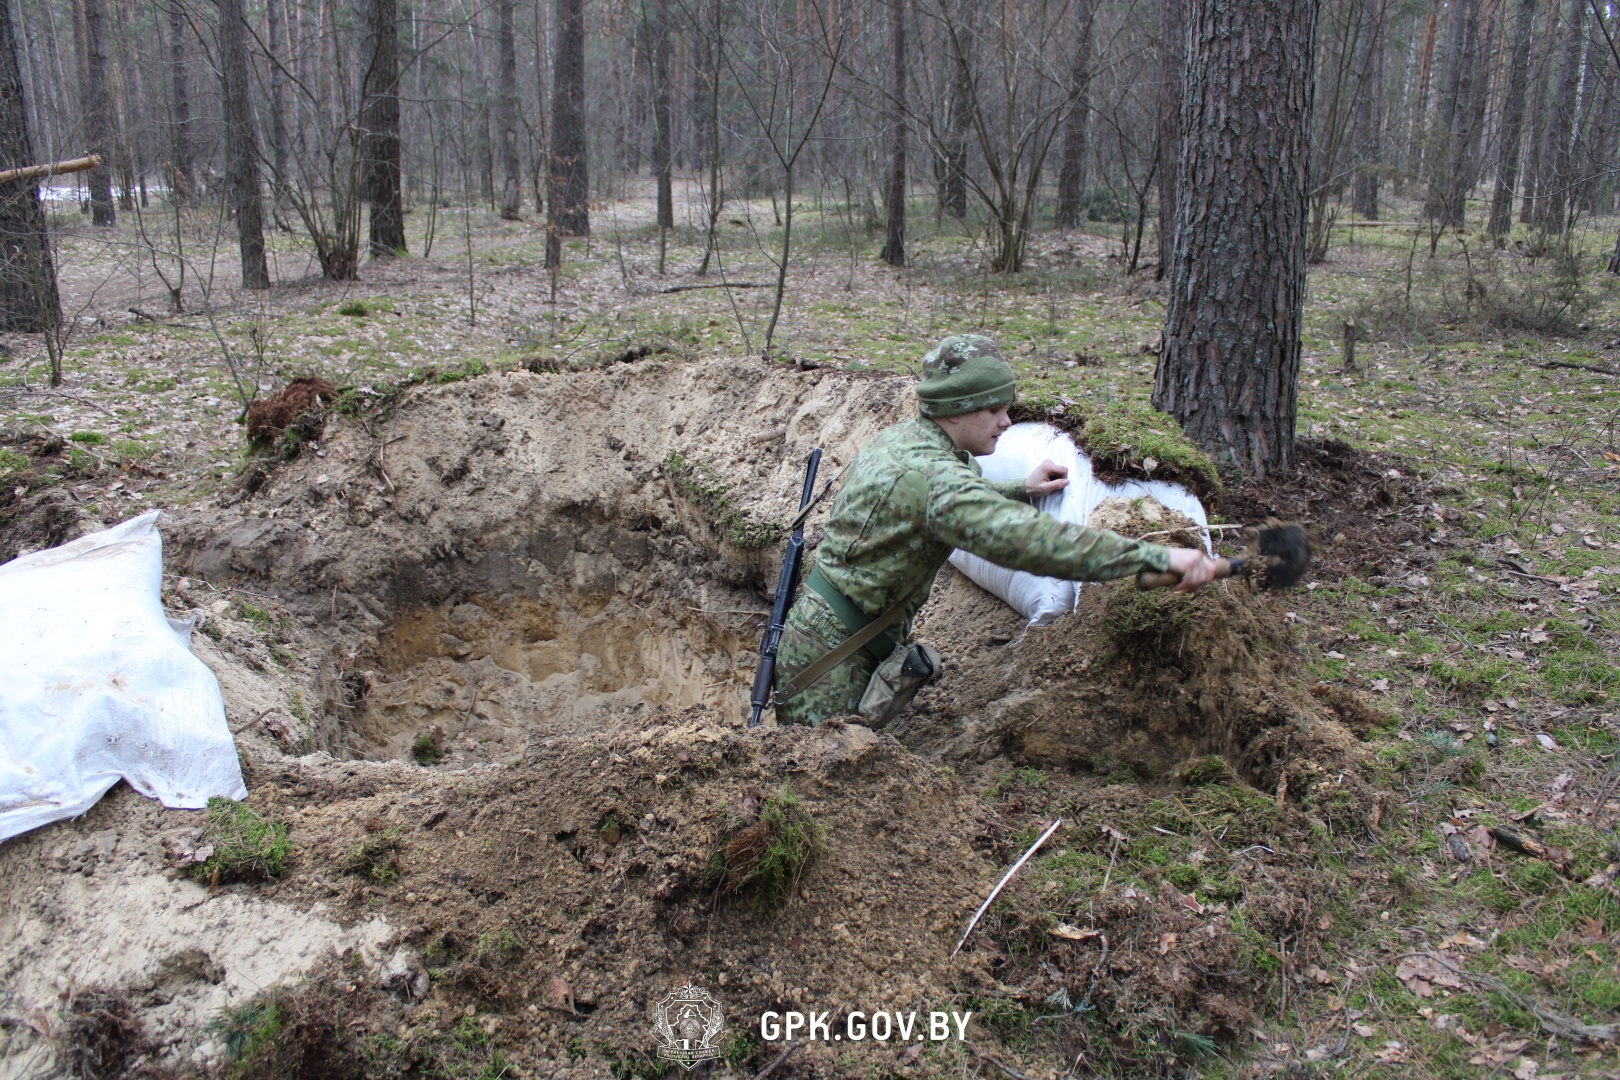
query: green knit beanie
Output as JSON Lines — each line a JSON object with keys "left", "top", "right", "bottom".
{"left": 916, "top": 334, "right": 1018, "bottom": 418}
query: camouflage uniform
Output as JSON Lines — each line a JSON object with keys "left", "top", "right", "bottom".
{"left": 774, "top": 414, "right": 1172, "bottom": 727}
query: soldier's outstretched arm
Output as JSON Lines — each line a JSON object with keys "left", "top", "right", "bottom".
{"left": 923, "top": 468, "right": 1171, "bottom": 582}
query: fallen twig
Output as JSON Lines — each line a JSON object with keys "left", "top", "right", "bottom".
{"left": 979, "top": 1054, "right": 1037, "bottom": 1080}
{"left": 1410, "top": 951, "right": 1618, "bottom": 1044}
{"left": 752, "top": 1041, "right": 799, "bottom": 1079}
{"left": 660, "top": 281, "right": 771, "bottom": 294}
{"left": 1539, "top": 360, "right": 1620, "bottom": 377}
{"left": 230, "top": 707, "right": 277, "bottom": 734}
{"left": 953, "top": 818, "right": 1062, "bottom": 956}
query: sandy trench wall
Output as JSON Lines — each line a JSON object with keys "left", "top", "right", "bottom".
{"left": 171, "top": 359, "right": 915, "bottom": 756}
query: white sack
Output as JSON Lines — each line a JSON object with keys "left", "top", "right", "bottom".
{"left": 0, "top": 511, "right": 246, "bottom": 843}
{"left": 949, "top": 423, "right": 1212, "bottom": 624}
{"left": 948, "top": 424, "right": 1081, "bottom": 626}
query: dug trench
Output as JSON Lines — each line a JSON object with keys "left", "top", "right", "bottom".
{"left": 1, "top": 357, "right": 1389, "bottom": 1078}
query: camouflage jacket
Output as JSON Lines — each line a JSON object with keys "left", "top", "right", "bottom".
{"left": 812, "top": 417, "right": 1172, "bottom": 628}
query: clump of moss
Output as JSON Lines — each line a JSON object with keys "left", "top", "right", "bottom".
{"left": 705, "top": 786, "right": 822, "bottom": 910}
{"left": 345, "top": 829, "right": 403, "bottom": 884}
{"left": 412, "top": 731, "right": 445, "bottom": 765}
{"left": 337, "top": 300, "right": 369, "bottom": 317}
{"left": 664, "top": 452, "right": 785, "bottom": 550}
{"left": 191, "top": 797, "right": 291, "bottom": 883}
{"left": 1177, "top": 755, "right": 1237, "bottom": 787}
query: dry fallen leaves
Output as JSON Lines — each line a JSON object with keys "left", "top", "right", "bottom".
{"left": 1395, "top": 953, "right": 1468, "bottom": 998}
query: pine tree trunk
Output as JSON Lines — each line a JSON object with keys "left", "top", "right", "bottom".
{"left": 82, "top": 0, "right": 115, "bottom": 225}
{"left": 167, "top": 1, "right": 192, "bottom": 201}
{"left": 942, "top": 4, "right": 971, "bottom": 221}
{"left": 217, "top": 0, "right": 268, "bottom": 287}
{"left": 1423, "top": 0, "right": 1477, "bottom": 228}
{"left": 1521, "top": 0, "right": 1561, "bottom": 223}
{"left": 1572, "top": 19, "right": 1605, "bottom": 213}
{"left": 651, "top": 0, "right": 673, "bottom": 230}
{"left": 1537, "top": 0, "right": 1583, "bottom": 232}
{"left": 1156, "top": 0, "right": 1184, "bottom": 279}
{"left": 1155, "top": 0, "right": 1318, "bottom": 478}
{"left": 364, "top": 0, "right": 406, "bottom": 255}
{"left": 548, "top": 0, "right": 589, "bottom": 244}
{"left": 1350, "top": 1, "right": 1382, "bottom": 218}
{"left": 1053, "top": 0, "right": 1097, "bottom": 229}
{"left": 880, "top": 0, "right": 906, "bottom": 266}
{"left": 266, "top": 0, "right": 289, "bottom": 186}
{"left": 0, "top": 0, "right": 60, "bottom": 333}
{"left": 498, "top": 0, "right": 521, "bottom": 219}
{"left": 1488, "top": 0, "right": 1536, "bottom": 238}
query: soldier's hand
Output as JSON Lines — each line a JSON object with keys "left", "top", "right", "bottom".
{"left": 1026, "top": 459, "right": 1070, "bottom": 497}
{"left": 1165, "top": 547, "right": 1218, "bottom": 593}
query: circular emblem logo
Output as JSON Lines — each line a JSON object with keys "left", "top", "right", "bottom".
{"left": 652, "top": 984, "right": 726, "bottom": 1070}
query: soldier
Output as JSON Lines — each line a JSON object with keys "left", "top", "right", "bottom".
{"left": 773, "top": 334, "right": 1218, "bottom": 727}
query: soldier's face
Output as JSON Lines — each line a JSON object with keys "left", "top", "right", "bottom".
{"left": 940, "top": 405, "right": 1012, "bottom": 456}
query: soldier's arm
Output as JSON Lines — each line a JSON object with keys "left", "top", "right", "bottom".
{"left": 989, "top": 478, "right": 1035, "bottom": 503}
{"left": 923, "top": 467, "right": 1170, "bottom": 580}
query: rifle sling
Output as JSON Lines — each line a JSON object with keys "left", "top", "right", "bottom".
{"left": 776, "top": 568, "right": 913, "bottom": 705}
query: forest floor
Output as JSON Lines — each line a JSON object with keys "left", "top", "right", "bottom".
{"left": 1, "top": 179, "right": 1619, "bottom": 1079}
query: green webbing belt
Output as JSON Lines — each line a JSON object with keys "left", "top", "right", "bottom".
{"left": 804, "top": 566, "right": 901, "bottom": 661}
{"left": 774, "top": 567, "right": 910, "bottom": 705}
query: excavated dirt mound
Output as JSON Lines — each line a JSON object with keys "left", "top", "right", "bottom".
{"left": 1, "top": 358, "right": 1379, "bottom": 1076}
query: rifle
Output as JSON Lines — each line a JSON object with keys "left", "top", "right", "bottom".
{"left": 748, "top": 447, "right": 822, "bottom": 727}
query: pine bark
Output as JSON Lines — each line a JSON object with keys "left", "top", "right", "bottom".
{"left": 0, "top": 0, "right": 59, "bottom": 332}
{"left": 1053, "top": 0, "right": 1097, "bottom": 229}
{"left": 498, "top": 0, "right": 521, "bottom": 219}
{"left": 1521, "top": 0, "right": 1561, "bottom": 222}
{"left": 1350, "top": 1, "right": 1383, "bottom": 218}
{"left": 363, "top": 0, "right": 406, "bottom": 255}
{"left": 548, "top": 0, "right": 589, "bottom": 249}
{"left": 218, "top": 0, "right": 268, "bottom": 287}
{"left": 1156, "top": 0, "right": 1184, "bottom": 279}
{"left": 1424, "top": 0, "right": 1480, "bottom": 229}
{"left": 1536, "top": 0, "right": 1583, "bottom": 232}
{"left": 82, "top": 0, "right": 115, "bottom": 225}
{"left": 651, "top": 0, "right": 673, "bottom": 229}
{"left": 1155, "top": 0, "right": 1318, "bottom": 478}
{"left": 1488, "top": 0, "right": 1536, "bottom": 238}
{"left": 880, "top": 0, "right": 906, "bottom": 266}
{"left": 266, "top": 0, "right": 289, "bottom": 185}
{"left": 942, "top": 3, "right": 972, "bottom": 221}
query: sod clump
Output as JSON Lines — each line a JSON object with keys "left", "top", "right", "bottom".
{"left": 190, "top": 797, "right": 292, "bottom": 883}
{"left": 705, "top": 786, "right": 822, "bottom": 910}
{"left": 345, "top": 829, "right": 404, "bottom": 884}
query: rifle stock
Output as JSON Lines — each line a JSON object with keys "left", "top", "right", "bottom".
{"left": 748, "top": 448, "right": 822, "bottom": 727}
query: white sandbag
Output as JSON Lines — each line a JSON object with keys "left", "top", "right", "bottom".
{"left": 950, "top": 423, "right": 1213, "bottom": 623}
{"left": 0, "top": 511, "right": 246, "bottom": 843}
{"left": 949, "top": 424, "right": 1079, "bottom": 626}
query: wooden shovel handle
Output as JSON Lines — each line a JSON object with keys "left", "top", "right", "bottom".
{"left": 1135, "top": 556, "right": 1241, "bottom": 591}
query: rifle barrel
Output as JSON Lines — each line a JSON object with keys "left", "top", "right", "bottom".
{"left": 748, "top": 448, "right": 822, "bottom": 727}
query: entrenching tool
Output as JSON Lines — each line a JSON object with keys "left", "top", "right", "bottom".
{"left": 748, "top": 448, "right": 822, "bottom": 727}
{"left": 1135, "top": 520, "right": 1312, "bottom": 592}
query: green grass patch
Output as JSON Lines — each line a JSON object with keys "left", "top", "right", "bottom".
{"left": 191, "top": 797, "right": 291, "bottom": 883}
{"left": 68, "top": 430, "right": 107, "bottom": 445}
